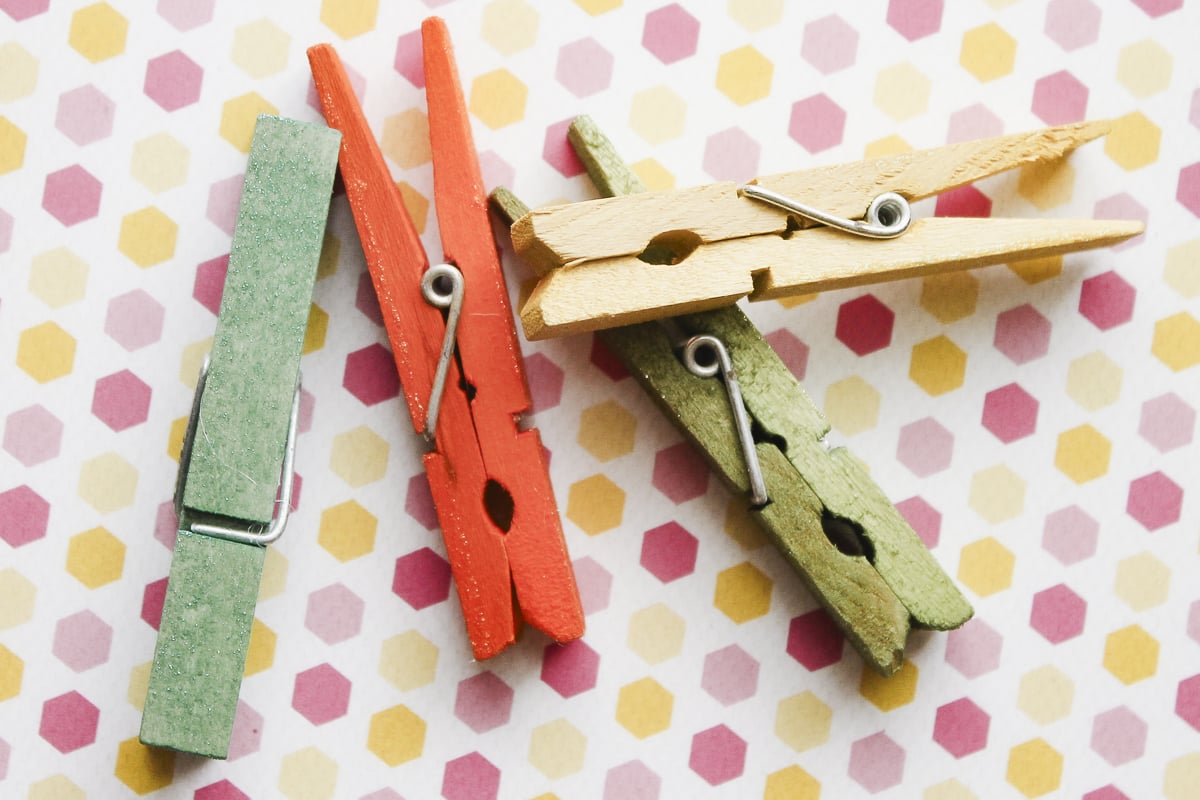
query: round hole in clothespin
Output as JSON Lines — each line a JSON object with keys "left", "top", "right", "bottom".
{"left": 422, "top": 263, "right": 463, "bottom": 309}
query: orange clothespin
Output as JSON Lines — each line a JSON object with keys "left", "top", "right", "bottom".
{"left": 308, "top": 18, "right": 583, "bottom": 659}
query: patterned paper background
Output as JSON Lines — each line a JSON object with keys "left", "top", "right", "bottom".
{"left": 2, "top": 0, "right": 1199, "bottom": 797}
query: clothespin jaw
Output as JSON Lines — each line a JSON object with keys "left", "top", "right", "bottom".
{"left": 492, "top": 117, "right": 972, "bottom": 675}
{"left": 139, "top": 116, "right": 341, "bottom": 758}
{"left": 307, "top": 18, "right": 583, "bottom": 661}
{"left": 512, "top": 121, "right": 1144, "bottom": 339}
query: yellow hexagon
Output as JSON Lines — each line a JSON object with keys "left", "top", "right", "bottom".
{"left": 577, "top": 400, "right": 637, "bottom": 461}
{"left": 0, "top": 42, "right": 37, "bottom": 102}
{"left": 824, "top": 375, "right": 880, "bottom": 435}
{"left": 318, "top": 500, "right": 377, "bottom": 562}
{"left": 631, "top": 158, "right": 675, "bottom": 191}
{"left": 1165, "top": 240, "right": 1200, "bottom": 297}
{"left": 69, "top": 3, "right": 128, "bottom": 63}
{"left": 469, "top": 69, "right": 527, "bottom": 130}
{"left": 728, "top": 0, "right": 783, "bottom": 31}
{"left": 529, "top": 718, "right": 586, "bottom": 779}
{"left": 1065, "top": 352, "right": 1122, "bottom": 411}
{"left": 765, "top": 765, "right": 820, "bottom": 800}
{"left": 379, "top": 630, "right": 438, "bottom": 690}
{"left": 926, "top": 779, "right": 977, "bottom": 800}
{"left": 1054, "top": 424, "right": 1111, "bottom": 484}
{"left": 909, "top": 335, "right": 967, "bottom": 396}
{"left": 29, "top": 775, "right": 85, "bottom": 800}
{"left": 320, "top": 0, "right": 378, "bottom": 39}
{"left": 381, "top": 109, "right": 431, "bottom": 169}
{"left": 1117, "top": 40, "right": 1172, "bottom": 98}
{"left": 179, "top": 337, "right": 212, "bottom": 389}
{"left": 367, "top": 706, "right": 425, "bottom": 766}
{"left": 243, "top": 618, "right": 276, "bottom": 676}
{"left": 959, "top": 23, "right": 1016, "bottom": 82}
{"left": 1153, "top": 312, "right": 1200, "bottom": 371}
{"left": 627, "top": 603, "right": 684, "bottom": 664}
{"left": 1103, "top": 624, "right": 1159, "bottom": 684}
{"left": 0, "top": 643, "right": 23, "bottom": 701}
{"left": 130, "top": 133, "right": 190, "bottom": 193}
{"left": 1114, "top": 552, "right": 1171, "bottom": 611}
{"left": 629, "top": 86, "right": 687, "bottom": 145}
{"left": 1017, "top": 665, "right": 1073, "bottom": 724}
{"left": 302, "top": 302, "right": 328, "bottom": 355}
{"left": 774, "top": 691, "right": 831, "bottom": 752}
{"left": 874, "top": 62, "right": 930, "bottom": 122}
{"left": 127, "top": 661, "right": 152, "bottom": 711}
{"left": 0, "top": 115, "right": 27, "bottom": 174}
{"left": 615, "top": 677, "right": 673, "bottom": 738}
{"left": 958, "top": 536, "right": 1015, "bottom": 597}
{"left": 777, "top": 292, "right": 817, "bottom": 309}
{"left": 118, "top": 207, "right": 177, "bottom": 268}
{"left": 0, "top": 568, "right": 36, "bottom": 629}
{"left": 864, "top": 134, "right": 912, "bottom": 159}
{"left": 859, "top": 658, "right": 919, "bottom": 711}
{"left": 220, "top": 92, "right": 280, "bottom": 153}
{"left": 231, "top": 18, "right": 291, "bottom": 79}
{"left": 397, "top": 181, "right": 430, "bottom": 234}
{"left": 78, "top": 452, "right": 138, "bottom": 514}
{"left": 716, "top": 46, "right": 773, "bottom": 106}
{"left": 1008, "top": 255, "right": 1062, "bottom": 285}
{"left": 1017, "top": 160, "right": 1075, "bottom": 211}
{"left": 482, "top": 0, "right": 539, "bottom": 55}
{"left": 572, "top": 0, "right": 621, "bottom": 14}
{"left": 28, "top": 248, "right": 88, "bottom": 308}
{"left": 968, "top": 465, "right": 1025, "bottom": 523}
{"left": 317, "top": 231, "right": 340, "bottom": 279}
{"left": 66, "top": 527, "right": 126, "bottom": 588}
{"left": 566, "top": 473, "right": 625, "bottom": 535}
{"left": 714, "top": 562, "right": 772, "bottom": 623}
{"left": 1006, "top": 739, "right": 1062, "bottom": 798}
{"left": 278, "top": 746, "right": 339, "bottom": 797}
{"left": 1104, "top": 112, "right": 1161, "bottom": 171}
{"left": 114, "top": 736, "right": 175, "bottom": 794}
{"left": 17, "top": 321, "right": 76, "bottom": 383}
{"left": 258, "top": 546, "right": 288, "bottom": 601}
{"left": 920, "top": 271, "right": 978, "bottom": 324}
{"left": 723, "top": 498, "right": 766, "bottom": 550}
{"left": 330, "top": 426, "right": 389, "bottom": 486}
{"left": 1165, "top": 754, "right": 1200, "bottom": 800}
{"left": 167, "top": 416, "right": 188, "bottom": 462}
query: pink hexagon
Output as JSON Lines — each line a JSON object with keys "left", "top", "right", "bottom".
{"left": 1126, "top": 471, "right": 1183, "bottom": 531}
{"left": 1188, "top": 600, "right": 1200, "bottom": 646}
{"left": 1091, "top": 706, "right": 1147, "bottom": 765}
{"left": 195, "top": 779, "right": 251, "bottom": 800}
{"left": 651, "top": 444, "right": 709, "bottom": 505}
{"left": 1083, "top": 787, "right": 1132, "bottom": 800}
{"left": 0, "top": 485, "right": 49, "bottom": 547}
{"left": 946, "top": 104, "right": 1003, "bottom": 144}
{"left": 305, "top": 583, "right": 364, "bottom": 644}
{"left": 1094, "top": 193, "right": 1148, "bottom": 252}
{"left": 1044, "top": 0, "right": 1100, "bottom": 50}
{"left": 361, "top": 790, "right": 404, "bottom": 800}
{"left": 689, "top": 725, "right": 746, "bottom": 786}
{"left": 994, "top": 304, "right": 1051, "bottom": 364}
{"left": 1042, "top": 504, "right": 1098, "bottom": 565}
{"left": 982, "top": 383, "right": 1038, "bottom": 443}
{"left": 541, "top": 638, "right": 600, "bottom": 698}
{"left": 543, "top": 118, "right": 585, "bottom": 178}
{"left": 1176, "top": 162, "right": 1200, "bottom": 218}
{"left": 1176, "top": 674, "right": 1200, "bottom": 731}
{"left": 344, "top": 343, "right": 401, "bottom": 406}
{"left": 1191, "top": 89, "right": 1200, "bottom": 132}
{"left": 356, "top": 270, "right": 384, "bottom": 325}
{"left": 849, "top": 731, "right": 905, "bottom": 792}
{"left": 298, "top": 388, "right": 315, "bottom": 434}
{"left": 642, "top": 4, "right": 699, "bottom": 64}
{"left": 227, "top": 701, "right": 263, "bottom": 761}
{"left": 106, "top": 289, "right": 165, "bottom": 351}
{"left": 524, "top": 353, "right": 564, "bottom": 413}
{"left": 786, "top": 608, "right": 843, "bottom": 670}
{"left": 40, "top": 691, "right": 99, "bottom": 753}
{"left": 1079, "top": 272, "right": 1135, "bottom": 331}
{"left": 789, "top": 94, "right": 845, "bottom": 154}
{"left": 886, "top": 0, "right": 943, "bottom": 41}
{"left": 0, "top": 208, "right": 11, "bottom": 253}
{"left": 157, "top": 0, "right": 214, "bottom": 30}
{"left": 55, "top": 85, "right": 115, "bottom": 145}
{"left": 573, "top": 556, "right": 613, "bottom": 615}
{"left": 1030, "top": 584, "right": 1087, "bottom": 643}
{"left": 141, "top": 577, "right": 167, "bottom": 629}
{"left": 935, "top": 185, "right": 992, "bottom": 217}
{"left": 945, "top": 617, "right": 1002, "bottom": 678}
{"left": 394, "top": 29, "right": 424, "bottom": 87}
{"left": 1032, "top": 71, "right": 1088, "bottom": 126}
{"left": 1132, "top": 0, "right": 1183, "bottom": 16}
{"left": 443, "top": 752, "right": 499, "bottom": 800}
{"left": 703, "top": 127, "right": 760, "bottom": 182}
{"left": 1, "top": 0, "right": 49, "bottom": 20}
{"left": 604, "top": 760, "right": 661, "bottom": 800}
{"left": 701, "top": 645, "right": 759, "bottom": 705}
{"left": 52, "top": 610, "right": 112, "bottom": 672}
{"left": 193, "top": 254, "right": 229, "bottom": 315}
{"left": 4, "top": 404, "right": 63, "bottom": 466}
{"left": 292, "top": 663, "right": 351, "bottom": 725}
{"left": 1139, "top": 393, "right": 1195, "bottom": 452}
{"left": 206, "top": 174, "right": 244, "bottom": 236}
{"left": 836, "top": 294, "right": 894, "bottom": 356}
{"left": 477, "top": 150, "right": 514, "bottom": 194}
{"left": 43, "top": 165, "right": 102, "bottom": 226}
{"left": 933, "top": 697, "right": 989, "bottom": 758}
{"left": 764, "top": 329, "right": 808, "bottom": 381}
{"left": 404, "top": 473, "right": 438, "bottom": 530}
{"left": 393, "top": 547, "right": 452, "bottom": 610}
{"left": 896, "top": 495, "right": 941, "bottom": 548}
{"left": 590, "top": 335, "right": 629, "bottom": 381}
{"left": 801, "top": 15, "right": 857, "bottom": 74}
{"left": 896, "top": 417, "right": 953, "bottom": 477}
{"left": 556, "top": 37, "right": 613, "bottom": 97}
{"left": 144, "top": 51, "right": 203, "bottom": 111}
{"left": 454, "top": 671, "right": 513, "bottom": 733}
{"left": 640, "top": 521, "right": 699, "bottom": 581}
{"left": 92, "top": 370, "right": 152, "bottom": 431}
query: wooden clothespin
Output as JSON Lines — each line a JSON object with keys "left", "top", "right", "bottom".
{"left": 307, "top": 18, "right": 584, "bottom": 660}
{"left": 140, "top": 115, "right": 341, "bottom": 758}
{"left": 513, "top": 121, "right": 1144, "bottom": 339}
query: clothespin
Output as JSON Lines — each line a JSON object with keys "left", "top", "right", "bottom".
{"left": 307, "top": 18, "right": 584, "bottom": 660}
{"left": 140, "top": 115, "right": 341, "bottom": 758}
{"left": 512, "top": 120, "right": 1145, "bottom": 339}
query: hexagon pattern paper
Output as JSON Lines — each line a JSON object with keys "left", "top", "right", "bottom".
{"left": 2, "top": 1, "right": 1200, "bottom": 798}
